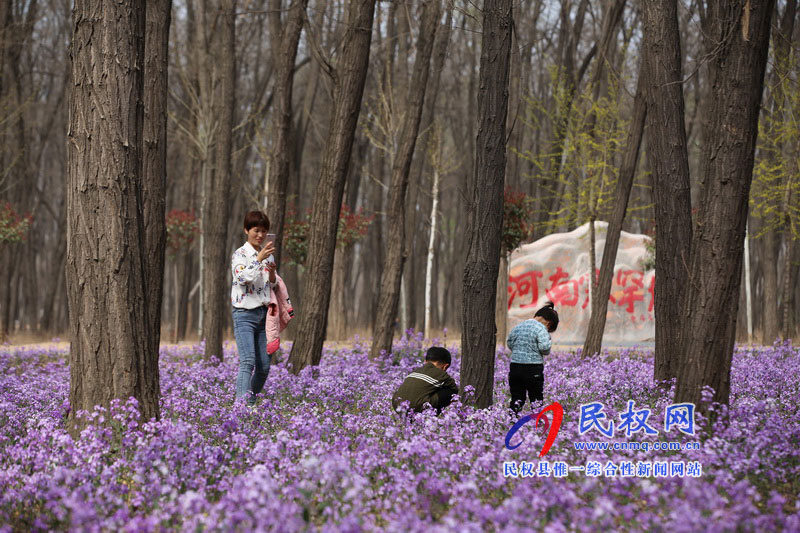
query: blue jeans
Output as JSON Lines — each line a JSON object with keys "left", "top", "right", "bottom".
{"left": 232, "top": 306, "right": 269, "bottom": 405}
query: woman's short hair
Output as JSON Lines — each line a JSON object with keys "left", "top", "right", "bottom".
{"left": 243, "top": 211, "right": 270, "bottom": 231}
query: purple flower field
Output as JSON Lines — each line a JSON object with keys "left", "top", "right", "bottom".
{"left": 1, "top": 334, "right": 799, "bottom": 531}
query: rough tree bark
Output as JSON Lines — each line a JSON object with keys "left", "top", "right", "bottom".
{"left": 287, "top": 0, "right": 376, "bottom": 374}
{"left": 675, "top": 0, "right": 775, "bottom": 408}
{"left": 370, "top": 0, "right": 441, "bottom": 359}
{"left": 67, "top": 0, "right": 166, "bottom": 426}
{"left": 200, "top": 0, "right": 236, "bottom": 361}
{"left": 266, "top": 0, "right": 307, "bottom": 266}
{"left": 582, "top": 61, "right": 647, "bottom": 357}
{"left": 141, "top": 0, "right": 171, "bottom": 403}
{"left": 460, "top": 0, "right": 513, "bottom": 408}
{"left": 641, "top": 0, "right": 693, "bottom": 383}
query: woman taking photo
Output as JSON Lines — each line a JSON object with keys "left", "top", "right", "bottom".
{"left": 230, "top": 210, "right": 276, "bottom": 405}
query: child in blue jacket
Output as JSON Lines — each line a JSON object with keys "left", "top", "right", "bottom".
{"left": 507, "top": 301, "right": 559, "bottom": 414}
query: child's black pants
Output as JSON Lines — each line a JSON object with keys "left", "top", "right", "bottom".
{"left": 509, "top": 362, "right": 544, "bottom": 414}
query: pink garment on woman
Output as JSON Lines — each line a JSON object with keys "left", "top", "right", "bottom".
{"left": 266, "top": 273, "right": 294, "bottom": 354}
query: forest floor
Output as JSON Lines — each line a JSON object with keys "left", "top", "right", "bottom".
{"left": 1, "top": 336, "right": 798, "bottom": 530}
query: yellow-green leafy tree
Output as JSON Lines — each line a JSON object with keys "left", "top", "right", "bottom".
{"left": 515, "top": 67, "right": 630, "bottom": 298}
{"left": 751, "top": 47, "right": 800, "bottom": 340}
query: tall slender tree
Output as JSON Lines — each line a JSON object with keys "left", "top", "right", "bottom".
{"left": 582, "top": 60, "right": 647, "bottom": 357}
{"left": 641, "top": 0, "right": 693, "bottom": 383}
{"left": 288, "top": 0, "right": 376, "bottom": 374}
{"left": 371, "top": 0, "right": 441, "bottom": 359}
{"left": 415, "top": 5, "right": 453, "bottom": 337}
{"left": 141, "top": 0, "right": 172, "bottom": 411}
{"left": 0, "top": 0, "right": 37, "bottom": 343}
{"left": 460, "top": 0, "right": 513, "bottom": 408}
{"left": 675, "top": 0, "right": 775, "bottom": 407}
{"left": 200, "top": 0, "right": 236, "bottom": 361}
{"left": 266, "top": 0, "right": 307, "bottom": 266}
{"left": 67, "top": 0, "right": 168, "bottom": 426}
{"left": 753, "top": 0, "right": 797, "bottom": 343}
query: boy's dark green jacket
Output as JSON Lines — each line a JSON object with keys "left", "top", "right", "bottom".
{"left": 391, "top": 362, "right": 458, "bottom": 412}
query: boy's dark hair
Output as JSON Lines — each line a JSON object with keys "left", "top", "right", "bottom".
{"left": 244, "top": 211, "right": 270, "bottom": 231}
{"left": 534, "top": 301, "right": 559, "bottom": 332}
{"left": 425, "top": 346, "right": 451, "bottom": 366}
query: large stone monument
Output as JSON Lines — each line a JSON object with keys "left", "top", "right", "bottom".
{"left": 507, "top": 222, "right": 655, "bottom": 345}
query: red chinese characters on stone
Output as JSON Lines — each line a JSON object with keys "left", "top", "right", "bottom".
{"left": 615, "top": 269, "right": 645, "bottom": 314}
{"left": 508, "top": 270, "right": 543, "bottom": 309}
{"left": 546, "top": 278, "right": 581, "bottom": 306}
{"left": 509, "top": 267, "right": 654, "bottom": 319}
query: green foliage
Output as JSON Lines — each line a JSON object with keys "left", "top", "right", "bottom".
{"left": 750, "top": 49, "right": 800, "bottom": 241}
{"left": 502, "top": 188, "right": 535, "bottom": 253}
{"left": 0, "top": 203, "right": 32, "bottom": 245}
{"left": 283, "top": 204, "right": 374, "bottom": 267}
{"left": 165, "top": 209, "right": 200, "bottom": 256}
{"left": 640, "top": 235, "right": 655, "bottom": 272}
{"left": 513, "top": 67, "right": 638, "bottom": 233}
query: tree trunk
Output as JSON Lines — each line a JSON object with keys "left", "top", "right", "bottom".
{"left": 763, "top": 230, "right": 780, "bottom": 342}
{"left": 370, "top": 0, "right": 440, "bottom": 359}
{"left": 267, "top": 0, "right": 306, "bottom": 266}
{"left": 172, "top": 259, "right": 180, "bottom": 343}
{"left": 67, "top": 0, "right": 162, "bottom": 426}
{"left": 0, "top": 0, "right": 35, "bottom": 342}
{"left": 0, "top": 250, "right": 10, "bottom": 342}
{"left": 744, "top": 222, "right": 753, "bottom": 343}
{"left": 790, "top": 243, "right": 800, "bottom": 338}
{"left": 176, "top": 251, "right": 194, "bottom": 340}
{"left": 583, "top": 63, "right": 647, "bottom": 357}
{"left": 583, "top": 0, "right": 627, "bottom": 138}
{"left": 641, "top": 0, "right": 693, "bottom": 383}
{"left": 41, "top": 238, "right": 68, "bottom": 334}
{"left": 759, "top": 0, "right": 796, "bottom": 343}
{"left": 589, "top": 216, "right": 597, "bottom": 300}
{"left": 675, "top": 0, "right": 775, "bottom": 408}
{"left": 495, "top": 253, "right": 509, "bottom": 346}
{"left": 415, "top": 6, "right": 453, "bottom": 339}
{"left": 368, "top": 149, "right": 385, "bottom": 333}
{"left": 424, "top": 165, "right": 440, "bottom": 339}
{"left": 328, "top": 245, "right": 347, "bottom": 340}
{"left": 460, "top": 0, "right": 513, "bottom": 409}
{"left": 291, "top": 2, "right": 325, "bottom": 197}
{"left": 781, "top": 183, "right": 794, "bottom": 340}
{"left": 200, "top": 0, "right": 236, "bottom": 361}
{"left": 141, "top": 0, "right": 171, "bottom": 393}
{"left": 287, "top": 0, "right": 376, "bottom": 374}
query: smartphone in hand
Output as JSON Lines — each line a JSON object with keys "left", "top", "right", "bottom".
{"left": 265, "top": 234, "right": 277, "bottom": 266}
